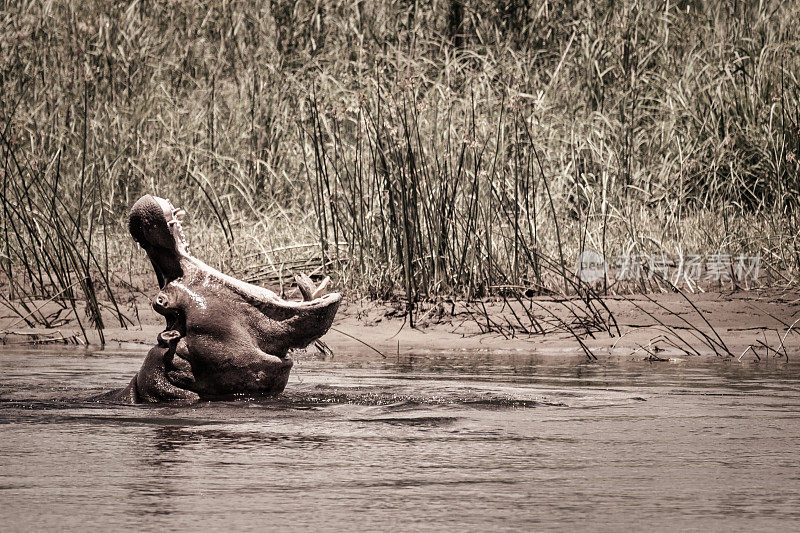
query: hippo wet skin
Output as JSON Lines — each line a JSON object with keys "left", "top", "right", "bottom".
{"left": 104, "top": 195, "right": 340, "bottom": 403}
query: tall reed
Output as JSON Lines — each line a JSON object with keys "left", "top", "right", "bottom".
{"left": 1, "top": 1, "right": 798, "bottom": 338}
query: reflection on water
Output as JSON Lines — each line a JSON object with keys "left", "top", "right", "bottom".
{"left": 1, "top": 347, "right": 800, "bottom": 531}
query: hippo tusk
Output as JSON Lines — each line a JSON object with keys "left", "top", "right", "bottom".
{"left": 312, "top": 276, "right": 330, "bottom": 300}
{"left": 294, "top": 273, "right": 330, "bottom": 301}
{"left": 295, "top": 273, "right": 317, "bottom": 301}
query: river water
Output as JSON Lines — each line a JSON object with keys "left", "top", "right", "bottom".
{"left": 1, "top": 346, "right": 799, "bottom": 531}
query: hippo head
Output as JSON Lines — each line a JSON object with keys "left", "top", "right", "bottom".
{"left": 113, "top": 194, "right": 341, "bottom": 403}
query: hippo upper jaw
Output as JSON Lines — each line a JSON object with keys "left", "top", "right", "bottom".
{"left": 129, "top": 195, "right": 188, "bottom": 288}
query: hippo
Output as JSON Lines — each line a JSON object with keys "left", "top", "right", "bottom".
{"left": 104, "top": 194, "right": 340, "bottom": 403}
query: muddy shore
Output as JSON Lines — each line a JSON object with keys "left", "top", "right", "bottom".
{"left": 3, "top": 289, "right": 799, "bottom": 363}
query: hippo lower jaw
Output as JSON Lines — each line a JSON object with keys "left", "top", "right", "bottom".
{"left": 262, "top": 292, "right": 342, "bottom": 353}
{"left": 159, "top": 283, "right": 340, "bottom": 399}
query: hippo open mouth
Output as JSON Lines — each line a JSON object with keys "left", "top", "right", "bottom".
{"left": 106, "top": 194, "right": 341, "bottom": 403}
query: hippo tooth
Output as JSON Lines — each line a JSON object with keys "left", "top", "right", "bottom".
{"left": 311, "top": 276, "right": 331, "bottom": 299}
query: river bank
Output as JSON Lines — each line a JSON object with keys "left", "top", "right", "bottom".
{"left": 3, "top": 289, "right": 799, "bottom": 363}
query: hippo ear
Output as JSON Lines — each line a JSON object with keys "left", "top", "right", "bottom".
{"left": 157, "top": 330, "right": 182, "bottom": 347}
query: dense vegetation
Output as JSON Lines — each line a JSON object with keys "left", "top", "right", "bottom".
{"left": 1, "top": 0, "right": 799, "bottom": 333}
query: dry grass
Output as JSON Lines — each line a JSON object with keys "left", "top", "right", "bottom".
{"left": 1, "top": 0, "right": 799, "bottom": 340}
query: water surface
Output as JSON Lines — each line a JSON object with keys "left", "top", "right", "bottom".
{"left": 2, "top": 346, "right": 799, "bottom": 531}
